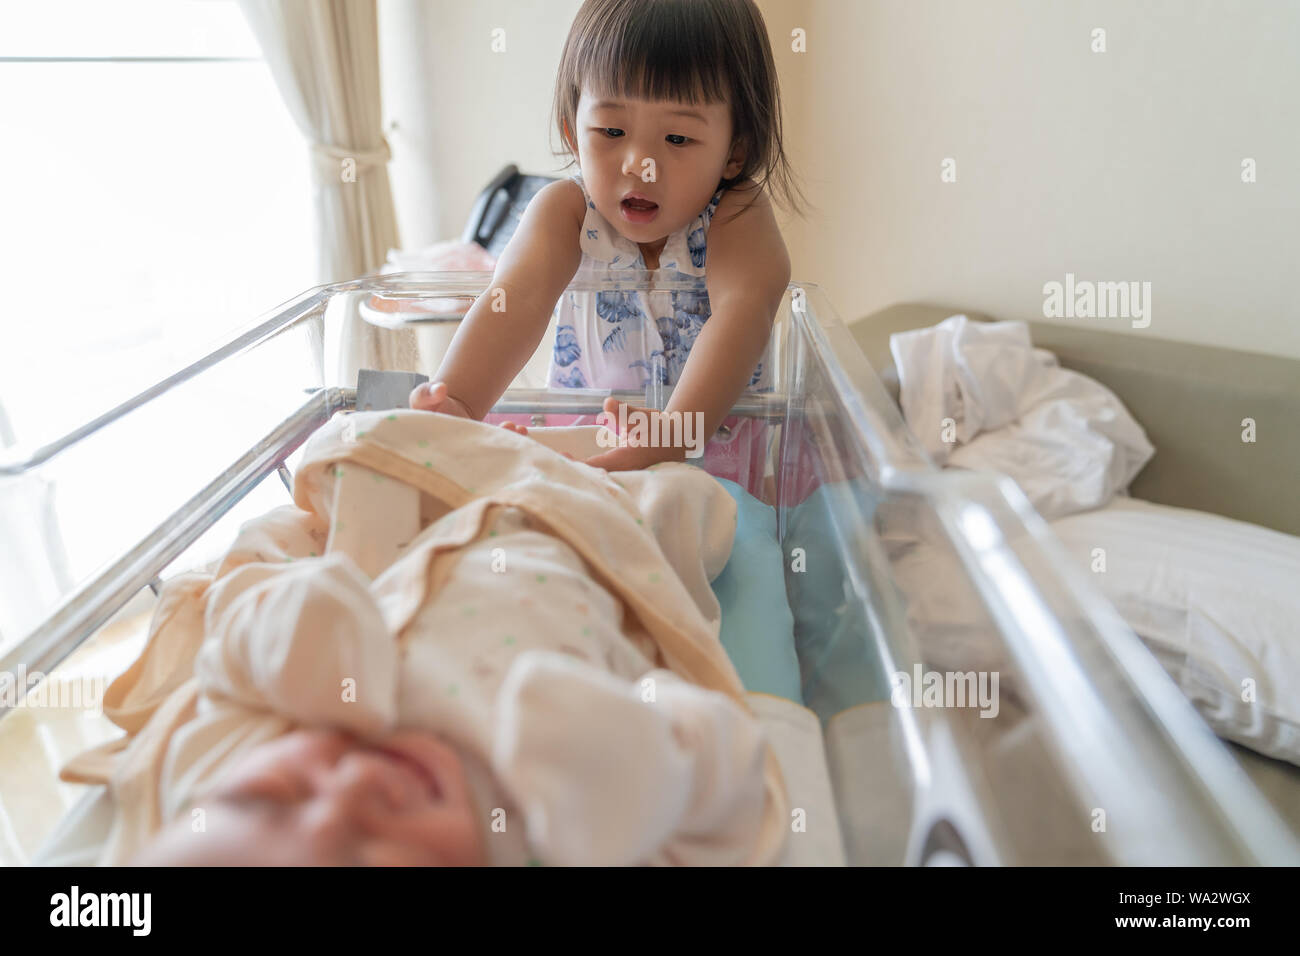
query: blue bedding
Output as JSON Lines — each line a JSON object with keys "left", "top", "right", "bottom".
{"left": 782, "top": 481, "right": 895, "bottom": 723}
{"left": 710, "top": 478, "right": 895, "bottom": 722}
{"left": 709, "top": 478, "right": 803, "bottom": 704}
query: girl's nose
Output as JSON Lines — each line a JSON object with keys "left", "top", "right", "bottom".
{"left": 621, "top": 143, "right": 658, "bottom": 182}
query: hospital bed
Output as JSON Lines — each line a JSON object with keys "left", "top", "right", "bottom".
{"left": 850, "top": 300, "right": 1300, "bottom": 836}
{"left": 3, "top": 196, "right": 1298, "bottom": 869}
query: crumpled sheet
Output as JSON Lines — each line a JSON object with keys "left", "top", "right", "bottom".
{"left": 890, "top": 314, "right": 1154, "bottom": 520}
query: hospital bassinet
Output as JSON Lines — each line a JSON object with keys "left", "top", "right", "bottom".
{"left": 2, "top": 269, "right": 1297, "bottom": 867}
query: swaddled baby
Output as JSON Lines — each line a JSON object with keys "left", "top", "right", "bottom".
{"left": 74, "top": 411, "right": 788, "bottom": 866}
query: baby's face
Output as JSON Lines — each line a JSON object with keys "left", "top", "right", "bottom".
{"left": 133, "top": 728, "right": 486, "bottom": 866}
{"left": 573, "top": 87, "right": 744, "bottom": 255}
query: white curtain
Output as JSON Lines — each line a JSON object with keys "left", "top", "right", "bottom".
{"left": 238, "top": 0, "right": 418, "bottom": 383}
{"left": 0, "top": 399, "right": 75, "bottom": 651}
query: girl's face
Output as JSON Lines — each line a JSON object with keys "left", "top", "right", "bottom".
{"left": 572, "top": 87, "right": 745, "bottom": 261}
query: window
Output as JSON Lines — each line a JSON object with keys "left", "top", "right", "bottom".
{"left": 0, "top": 2, "right": 323, "bottom": 864}
{"left": 0, "top": 0, "right": 316, "bottom": 448}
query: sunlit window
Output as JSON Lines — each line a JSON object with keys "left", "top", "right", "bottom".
{"left": 0, "top": 0, "right": 319, "bottom": 652}
{"left": 0, "top": 0, "right": 316, "bottom": 448}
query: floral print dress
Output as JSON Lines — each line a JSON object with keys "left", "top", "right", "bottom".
{"left": 546, "top": 171, "right": 771, "bottom": 392}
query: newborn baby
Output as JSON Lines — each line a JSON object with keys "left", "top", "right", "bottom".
{"left": 132, "top": 729, "right": 486, "bottom": 866}
{"left": 71, "top": 410, "right": 788, "bottom": 866}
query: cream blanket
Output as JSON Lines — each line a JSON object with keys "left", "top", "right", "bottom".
{"left": 62, "top": 411, "right": 789, "bottom": 865}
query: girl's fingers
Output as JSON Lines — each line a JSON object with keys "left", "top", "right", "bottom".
{"left": 602, "top": 395, "right": 649, "bottom": 416}
{"left": 410, "top": 381, "right": 448, "bottom": 411}
{"left": 600, "top": 396, "right": 655, "bottom": 435}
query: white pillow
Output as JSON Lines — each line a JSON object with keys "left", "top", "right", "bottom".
{"left": 1050, "top": 497, "right": 1300, "bottom": 766}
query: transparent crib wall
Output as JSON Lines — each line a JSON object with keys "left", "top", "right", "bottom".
{"left": 779, "top": 283, "right": 1299, "bottom": 866}
{"left": 324, "top": 268, "right": 785, "bottom": 396}
{"left": 4, "top": 272, "right": 1295, "bottom": 868}
{"left": 0, "top": 289, "right": 332, "bottom": 865}
{"left": 0, "top": 303, "right": 327, "bottom": 658}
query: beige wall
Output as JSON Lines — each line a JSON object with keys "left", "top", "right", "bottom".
{"left": 380, "top": 0, "right": 1300, "bottom": 358}
{"left": 379, "top": 0, "right": 584, "bottom": 247}
{"left": 768, "top": 0, "right": 1300, "bottom": 358}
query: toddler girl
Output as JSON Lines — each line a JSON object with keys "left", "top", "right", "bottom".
{"left": 410, "top": 0, "right": 805, "bottom": 474}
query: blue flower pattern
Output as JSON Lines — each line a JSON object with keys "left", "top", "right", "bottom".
{"left": 553, "top": 324, "right": 581, "bottom": 366}
{"left": 654, "top": 291, "right": 711, "bottom": 383}
{"left": 627, "top": 350, "right": 669, "bottom": 385}
{"left": 547, "top": 172, "right": 770, "bottom": 392}
{"left": 686, "top": 222, "right": 708, "bottom": 270}
{"left": 553, "top": 365, "right": 588, "bottom": 388}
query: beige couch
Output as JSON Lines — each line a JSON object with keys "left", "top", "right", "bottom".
{"left": 848, "top": 303, "right": 1300, "bottom": 537}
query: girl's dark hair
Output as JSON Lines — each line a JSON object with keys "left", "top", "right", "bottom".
{"left": 552, "top": 0, "right": 808, "bottom": 223}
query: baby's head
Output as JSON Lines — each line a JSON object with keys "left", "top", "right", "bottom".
{"left": 553, "top": 0, "right": 804, "bottom": 243}
{"left": 132, "top": 728, "right": 486, "bottom": 866}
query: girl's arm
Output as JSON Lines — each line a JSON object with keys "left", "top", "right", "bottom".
{"left": 587, "top": 183, "right": 791, "bottom": 470}
{"left": 674, "top": 184, "right": 790, "bottom": 441}
{"left": 416, "top": 179, "right": 586, "bottom": 420}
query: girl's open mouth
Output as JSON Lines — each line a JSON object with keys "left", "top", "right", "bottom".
{"left": 620, "top": 197, "right": 658, "bottom": 223}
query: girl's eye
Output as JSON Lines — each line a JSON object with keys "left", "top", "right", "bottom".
{"left": 601, "top": 128, "right": 625, "bottom": 138}
{"left": 666, "top": 134, "right": 689, "bottom": 146}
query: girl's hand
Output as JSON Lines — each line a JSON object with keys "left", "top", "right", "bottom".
{"left": 409, "top": 381, "right": 475, "bottom": 419}
{"left": 409, "top": 384, "right": 540, "bottom": 442}
{"left": 584, "top": 441, "right": 683, "bottom": 472}
{"left": 582, "top": 397, "right": 691, "bottom": 472}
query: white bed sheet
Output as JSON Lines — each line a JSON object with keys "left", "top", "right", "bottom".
{"left": 1050, "top": 497, "right": 1300, "bottom": 771}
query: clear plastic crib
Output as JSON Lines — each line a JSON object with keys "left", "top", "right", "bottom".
{"left": 1, "top": 271, "right": 1296, "bottom": 866}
